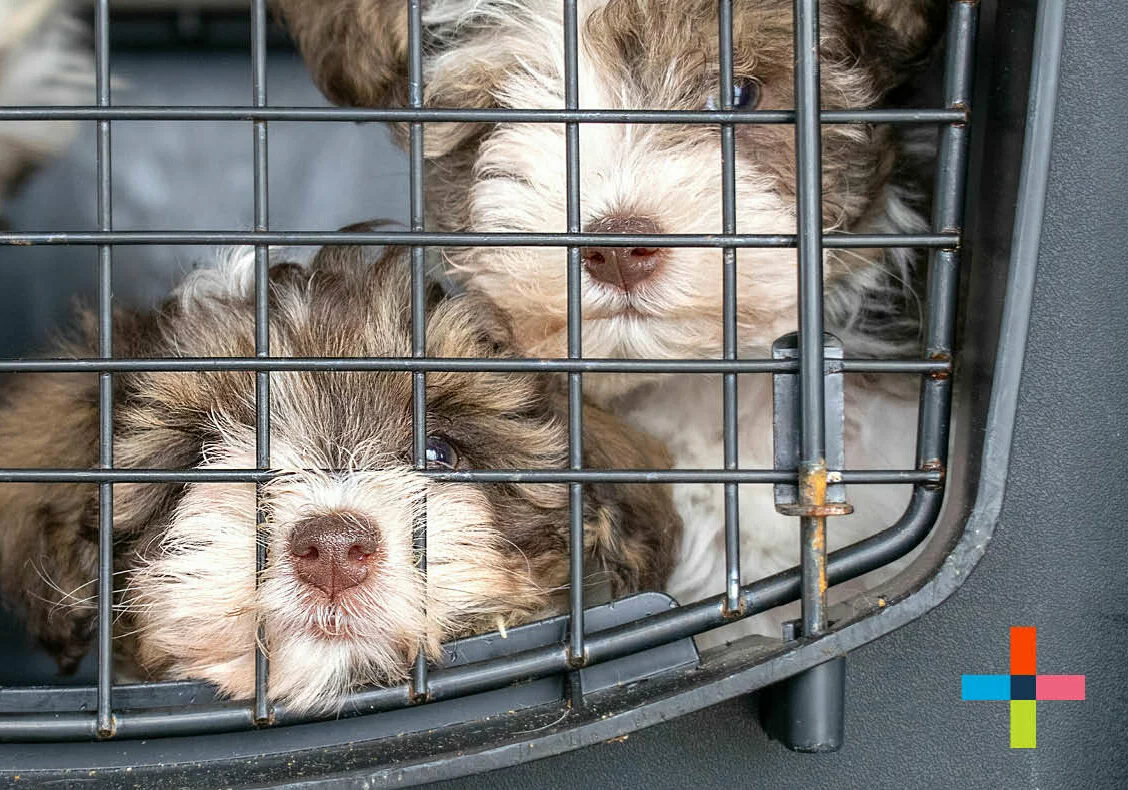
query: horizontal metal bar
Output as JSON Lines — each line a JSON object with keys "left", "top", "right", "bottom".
{"left": 0, "top": 713, "right": 98, "bottom": 742}
{"left": 0, "top": 486, "right": 944, "bottom": 744}
{"left": 0, "top": 468, "right": 940, "bottom": 484}
{"left": 0, "top": 231, "right": 959, "bottom": 248}
{"left": 0, "top": 106, "right": 967, "bottom": 124}
{"left": 0, "top": 357, "right": 949, "bottom": 374}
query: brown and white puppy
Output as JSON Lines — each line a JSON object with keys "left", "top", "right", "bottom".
{"left": 276, "top": 0, "right": 941, "bottom": 377}
{"left": 0, "top": 0, "right": 89, "bottom": 213}
{"left": 275, "top": 0, "right": 943, "bottom": 640}
{"left": 0, "top": 244, "right": 679, "bottom": 712}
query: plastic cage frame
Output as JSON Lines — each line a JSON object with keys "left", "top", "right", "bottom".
{"left": 0, "top": 0, "right": 1063, "bottom": 785}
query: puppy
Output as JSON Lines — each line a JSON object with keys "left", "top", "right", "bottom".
{"left": 276, "top": 0, "right": 943, "bottom": 640}
{"left": 0, "top": 0, "right": 89, "bottom": 213}
{"left": 0, "top": 244, "right": 680, "bottom": 712}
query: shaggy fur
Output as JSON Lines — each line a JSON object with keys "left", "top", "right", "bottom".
{"left": 276, "top": 0, "right": 943, "bottom": 378}
{"left": 0, "top": 244, "right": 680, "bottom": 711}
{"left": 0, "top": 0, "right": 89, "bottom": 214}
{"left": 275, "top": 0, "right": 944, "bottom": 640}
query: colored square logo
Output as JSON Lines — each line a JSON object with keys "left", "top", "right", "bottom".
{"left": 1010, "top": 675, "right": 1036, "bottom": 700}
{"left": 961, "top": 627, "right": 1085, "bottom": 748}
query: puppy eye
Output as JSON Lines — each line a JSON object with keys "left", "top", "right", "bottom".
{"left": 733, "top": 79, "right": 761, "bottom": 109}
{"left": 425, "top": 436, "right": 460, "bottom": 469}
{"left": 704, "top": 79, "right": 762, "bottom": 111}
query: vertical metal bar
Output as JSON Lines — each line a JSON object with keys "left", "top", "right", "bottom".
{"left": 408, "top": 0, "right": 430, "bottom": 699}
{"left": 793, "top": 0, "right": 828, "bottom": 639}
{"left": 251, "top": 0, "right": 271, "bottom": 724}
{"left": 718, "top": 0, "right": 741, "bottom": 614}
{"left": 94, "top": 0, "right": 114, "bottom": 739}
{"left": 563, "top": 0, "right": 585, "bottom": 665}
{"left": 916, "top": 1, "right": 978, "bottom": 473}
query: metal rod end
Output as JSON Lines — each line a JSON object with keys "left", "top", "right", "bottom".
{"left": 759, "top": 656, "right": 846, "bottom": 753}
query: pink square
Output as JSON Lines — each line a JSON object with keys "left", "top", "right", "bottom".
{"left": 1036, "top": 674, "right": 1086, "bottom": 701}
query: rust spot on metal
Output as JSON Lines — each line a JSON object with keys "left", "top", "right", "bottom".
{"left": 779, "top": 461, "right": 853, "bottom": 516}
{"left": 802, "top": 460, "right": 827, "bottom": 506}
{"left": 722, "top": 598, "right": 747, "bottom": 620}
{"left": 809, "top": 524, "right": 825, "bottom": 553}
{"left": 794, "top": 462, "right": 834, "bottom": 598}
{"left": 567, "top": 650, "right": 588, "bottom": 670}
{"left": 921, "top": 459, "right": 947, "bottom": 489}
{"left": 95, "top": 715, "right": 117, "bottom": 740}
{"left": 9, "top": 240, "right": 32, "bottom": 246}
{"left": 811, "top": 521, "right": 828, "bottom": 596}
{"left": 927, "top": 350, "right": 954, "bottom": 380}
{"left": 777, "top": 502, "right": 853, "bottom": 517}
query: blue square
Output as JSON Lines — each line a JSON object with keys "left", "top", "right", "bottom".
{"left": 962, "top": 674, "right": 1011, "bottom": 700}
{"left": 1011, "top": 675, "right": 1036, "bottom": 700}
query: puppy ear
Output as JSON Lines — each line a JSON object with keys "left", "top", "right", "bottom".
{"left": 853, "top": 0, "right": 947, "bottom": 89}
{"left": 0, "top": 370, "right": 100, "bottom": 674}
{"left": 274, "top": 0, "right": 410, "bottom": 108}
{"left": 416, "top": 44, "right": 510, "bottom": 157}
{"left": 306, "top": 235, "right": 451, "bottom": 315}
{"left": 579, "top": 404, "right": 681, "bottom": 595}
{"left": 428, "top": 289, "right": 519, "bottom": 359}
{"left": 275, "top": 0, "right": 506, "bottom": 157}
{"left": 0, "top": 305, "right": 214, "bottom": 675}
{"left": 861, "top": 0, "right": 947, "bottom": 56}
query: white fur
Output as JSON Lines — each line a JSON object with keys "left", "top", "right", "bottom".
{"left": 416, "top": 0, "right": 932, "bottom": 642}
{"left": 613, "top": 372, "right": 916, "bottom": 647}
{"left": 128, "top": 433, "right": 528, "bottom": 713}
{"left": 431, "top": 0, "right": 809, "bottom": 374}
{"left": 175, "top": 246, "right": 258, "bottom": 306}
{"left": 0, "top": 1, "right": 90, "bottom": 199}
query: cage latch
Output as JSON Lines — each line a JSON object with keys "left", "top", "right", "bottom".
{"left": 771, "top": 332, "right": 852, "bottom": 518}
{"left": 760, "top": 332, "right": 850, "bottom": 752}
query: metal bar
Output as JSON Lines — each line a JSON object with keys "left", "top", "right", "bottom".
{"left": 0, "top": 0, "right": 988, "bottom": 749}
{"left": 94, "top": 0, "right": 114, "bottom": 741}
{"left": 0, "top": 480, "right": 950, "bottom": 743}
{"left": 793, "top": 0, "right": 828, "bottom": 638}
{"left": 408, "top": 0, "right": 430, "bottom": 701}
{"left": 718, "top": 0, "right": 741, "bottom": 614}
{"left": 563, "top": 0, "right": 585, "bottom": 668}
{"left": 981, "top": 0, "right": 1064, "bottom": 472}
{"left": 0, "top": 469, "right": 941, "bottom": 485}
{"left": 0, "top": 489, "right": 948, "bottom": 743}
{"left": 914, "top": 1, "right": 978, "bottom": 477}
{"left": 0, "top": 230, "right": 958, "bottom": 248}
{"left": 0, "top": 106, "right": 967, "bottom": 124}
{"left": 0, "top": 357, "right": 950, "bottom": 374}
{"left": 251, "top": 0, "right": 271, "bottom": 725}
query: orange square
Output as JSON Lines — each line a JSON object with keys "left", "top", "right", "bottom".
{"left": 1010, "top": 626, "right": 1037, "bottom": 675}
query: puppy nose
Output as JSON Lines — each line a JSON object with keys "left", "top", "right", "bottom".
{"left": 289, "top": 513, "right": 382, "bottom": 598}
{"left": 581, "top": 215, "right": 665, "bottom": 292}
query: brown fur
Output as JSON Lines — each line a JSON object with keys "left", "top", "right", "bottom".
{"left": 271, "top": 0, "right": 945, "bottom": 647}
{"left": 276, "top": 1, "right": 942, "bottom": 105}
{"left": 273, "top": 0, "right": 945, "bottom": 373}
{"left": 0, "top": 244, "right": 679, "bottom": 695}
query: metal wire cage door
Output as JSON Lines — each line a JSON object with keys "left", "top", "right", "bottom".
{"left": 0, "top": 0, "right": 1064, "bottom": 785}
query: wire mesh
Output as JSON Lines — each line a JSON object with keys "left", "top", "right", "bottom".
{"left": 0, "top": 0, "right": 978, "bottom": 742}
